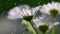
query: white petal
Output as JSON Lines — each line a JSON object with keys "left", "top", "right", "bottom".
{"left": 8, "top": 7, "right": 24, "bottom": 19}
{"left": 53, "top": 22, "right": 59, "bottom": 26}
{"left": 40, "top": 4, "right": 50, "bottom": 14}
{"left": 22, "top": 9, "right": 28, "bottom": 16}
{"left": 26, "top": 9, "right": 32, "bottom": 16}
{"left": 32, "top": 6, "right": 41, "bottom": 15}
{"left": 7, "top": 15, "right": 17, "bottom": 20}
{"left": 47, "top": 3, "right": 53, "bottom": 9}
{"left": 33, "top": 18, "right": 41, "bottom": 25}
{"left": 19, "top": 5, "right": 32, "bottom": 16}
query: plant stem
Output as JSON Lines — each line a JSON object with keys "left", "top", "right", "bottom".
{"left": 30, "top": 21, "right": 38, "bottom": 34}
{"left": 22, "top": 20, "right": 38, "bottom": 34}
{"left": 43, "top": 33, "right": 46, "bottom": 34}
{"left": 52, "top": 18, "right": 56, "bottom": 34}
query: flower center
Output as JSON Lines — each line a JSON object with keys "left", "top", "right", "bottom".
{"left": 23, "top": 16, "right": 33, "bottom": 22}
{"left": 50, "top": 9, "right": 58, "bottom": 17}
{"left": 38, "top": 25, "right": 49, "bottom": 33}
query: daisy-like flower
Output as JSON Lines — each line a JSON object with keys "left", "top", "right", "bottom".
{"left": 33, "top": 16, "right": 59, "bottom": 33}
{"left": 7, "top": 5, "right": 32, "bottom": 20}
{"left": 7, "top": 5, "right": 40, "bottom": 20}
{"left": 40, "top": 2, "right": 60, "bottom": 17}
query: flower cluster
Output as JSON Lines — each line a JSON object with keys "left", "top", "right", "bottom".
{"left": 7, "top": 2, "right": 60, "bottom": 34}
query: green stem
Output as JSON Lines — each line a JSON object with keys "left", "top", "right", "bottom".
{"left": 30, "top": 21, "right": 38, "bottom": 34}
{"left": 52, "top": 17, "right": 56, "bottom": 34}
{"left": 22, "top": 20, "right": 38, "bottom": 34}
{"left": 43, "top": 33, "right": 46, "bottom": 34}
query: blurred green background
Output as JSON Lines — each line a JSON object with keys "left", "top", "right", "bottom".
{"left": 0, "top": 0, "right": 60, "bottom": 15}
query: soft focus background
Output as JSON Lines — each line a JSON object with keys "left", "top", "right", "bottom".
{"left": 0, "top": 0, "right": 60, "bottom": 34}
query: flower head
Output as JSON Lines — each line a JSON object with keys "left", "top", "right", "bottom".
{"left": 40, "top": 2, "right": 60, "bottom": 17}
{"left": 7, "top": 5, "right": 40, "bottom": 20}
{"left": 33, "top": 16, "right": 59, "bottom": 33}
{"left": 7, "top": 5, "right": 32, "bottom": 20}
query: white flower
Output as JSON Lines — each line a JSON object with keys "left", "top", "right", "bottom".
{"left": 7, "top": 5, "right": 38, "bottom": 20}
{"left": 40, "top": 2, "right": 60, "bottom": 15}
{"left": 33, "top": 16, "right": 59, "bottom": 32}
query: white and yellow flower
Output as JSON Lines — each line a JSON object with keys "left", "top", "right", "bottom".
{"left": 7, "top": 5, "right": 41, "bottom": 20}
{"left": 33, "top": 16, "right": 59, "bottom": 32}
{"left": 7, "top": 5, "right": 31, "bottom": 20}
{"left": 40, "top": 2, "right": 60, "bottom": 15}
